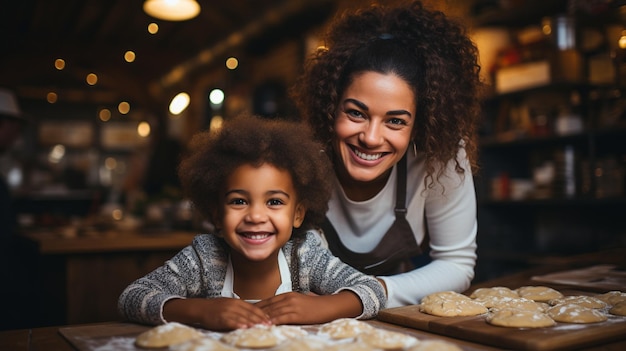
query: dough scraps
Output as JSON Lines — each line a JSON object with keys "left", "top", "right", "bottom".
{"left": 407, "top": 340, "right": 463, "bottom": 351}
{"left": 470, "top": 286, "right": 518, "bottom": 299}
{"left": 271, "top": 336, "right": 328, "bottom": 351}
{"left": 356, "top": 327, "right": 419, "bottom": 350}
{"left": 596, "top": 291, "right": 626, "bottom": 306}
{"left": 482, "top": 296, "right": 546, "bottom": 312}
{"left": 171, "top": 337, "right": 237, "bottom": 351}
{"left": 609, "top": 301, "right": 626, "bottom": 316}
{"left": 515, "top": 286, "right": 563, "bottom": 302}
{"left": 546, "top": 303, "right": 608, "bottom": 323}
{"left": 419, "top": 291, "right": 488, "bottom": 317}
{"left": 220, "top": 324, "right": 306, "bottom": 349}
{"left": 135, "top": 322, "right": 204, "bottom": 348}
{"left": 317, "top": 318, "right": 374, "bottom": 340}
{"left": 486, "top": 308, "right": 556, "bottom": 328}
{"left": 548, "top": 295, "right": 608, "bottom": 309}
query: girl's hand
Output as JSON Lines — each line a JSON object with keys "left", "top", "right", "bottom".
{"left": 256, "top": 291, "right": 362, "bottom": 325}
{"left": 163, "top": 297, "right": 271, "bottom": 331}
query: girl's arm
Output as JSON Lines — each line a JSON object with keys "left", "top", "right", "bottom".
{"left": 163, "top": 297, "right": 270, "bottom": 331}
{"left": 255, "top": 290, "right": 363, "bottom": 325}
{"left": 118, "top": 234, "right": 270, "bottom": 329}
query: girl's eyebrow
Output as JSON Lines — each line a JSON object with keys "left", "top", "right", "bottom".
{"left": 267, "top": 190, "right": 291, "bottom": 198}
{"left": 225, "top": 189, "right": 248, "bottom": 196}
{"left": 344, "top": 98, "right": 412, "bottom": 118}
{"left": 225, "top": 189, "right": 291, "bottom": 198}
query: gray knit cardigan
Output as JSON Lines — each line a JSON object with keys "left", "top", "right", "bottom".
{"left": 118, "top": 231, "right": 386, "bottom": 325}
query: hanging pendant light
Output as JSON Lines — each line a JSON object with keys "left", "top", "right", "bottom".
{"left": 143, "top": 0, "right": 200, "bottom": 21}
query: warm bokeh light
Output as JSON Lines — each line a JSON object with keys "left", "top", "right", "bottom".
{"left": 105, "top": 157, "right": 117, "bottom": 170}
{"left": 209, "top": 89, "right": 224, "bottom": 105}
{"left": 112, "top": 208, "right": 124, "bottom": 221}
{"left": 54, "top": 58, "right": 65, "bottom": 70}
{"left": 226, "top": 57, "right": 239, "bottom": 70}
{"left": 148, "top": 22, "right": 159, "bottom": 34}
{"left": 118, "top": 101, "right": 130, "bottom": 114}
{"left": 169, "top": 92, "right": 190, "bottom": 115}
{"left": 619, "top": 30, "right": 626, "bottom": 49}
{"left": 46, "top": 92, "right": 58, "bottom": 103}
{"left": 143, "top": 0, "right": 200, "bottom": 21}
{"left": 210, "top": 115, "right": 224, "bottom": 134}
{"left": 86, "top": 73, "right": 98, "bottom": 85}
{"left": 48, "top": 144, "right": 66, "bottom": 164}
{"left": 137, "top": 121, "right": 151, "bottom": 137}
{"left": 99, "top": 108, "right": 112, "bottom": 122}
{"left": 124, "top": 51, "right": 136, "bottom": 62}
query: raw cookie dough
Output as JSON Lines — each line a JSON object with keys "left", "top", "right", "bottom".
{"left": 609, "top": 301, "right": 626, "bottom": 316}
{"left": 486, "top": 308, "right": 556, "bottom": 328}
{"left": 326, "top": 341, "right": 378, "bottom": 351}
{"left": 407, "top": 340, "right": 463, "bottom": 351}
{"left": 487, "top": 297, "right": 547, "bottom": 312}
{"left": 272, "top": 336, "right": 328, "bottom": 351}
{"left": 419, "top": 291, "right": 488, "bottom": 317}
{"left": 470, "top": 286, "right": 518, "bottom": 299}
{"left": 135, "top": 322, "right": 204, "bottom": 348}
{"left": 547, "top": 303, "right": 608, "bottom": 323}
{"left": 548, "top": 295, "right": 608, "bottom": 309}
{"left": 516, "top": 286, "right": 563, "bottom": 302}
{"left": 356, "top": 327, "right": 418, "bottom": 350}
{"left": 318, "top": 318, "right": 374, "bottom": 340}
{"left": 171, "top": 337, "right": 237, "bottom": 351}
{"left": 221, "top": 324, "right": 306, "bottom": 349}
{"left": 596, "top": 291, "right": 626, "bottom": 306}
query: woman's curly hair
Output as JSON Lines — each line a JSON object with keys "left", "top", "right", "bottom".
{"left": 178, "top": 114, "right": 333, "bottom": 230}
{"left": 290, "top": 0, "right": 483, "bottom": 188}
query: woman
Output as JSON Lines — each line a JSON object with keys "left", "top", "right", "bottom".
{"left": 291, "top": 0, "right": 483, "bottom": 307}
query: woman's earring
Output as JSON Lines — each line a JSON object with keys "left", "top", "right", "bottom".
{"left": 412, "top": 141, "right": 417, "bottom": 157}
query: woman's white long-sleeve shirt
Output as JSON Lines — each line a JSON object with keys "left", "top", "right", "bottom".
{"left": 323, "top": 149, "right": 477, "bottom": 308}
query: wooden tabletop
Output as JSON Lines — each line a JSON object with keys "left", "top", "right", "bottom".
{"left": 1, "top": 319, "right": 625, "bottom": 351}
{"left": 21, "top": 229, "right": 197, "bottom": 254}
{"left": 2, "top": 247, "right": 625, "bottom": 350}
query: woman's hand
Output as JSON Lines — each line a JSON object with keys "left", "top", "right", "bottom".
{"left": 163, "top": 297, "right": 271, "bottom": 331}
{"left": 256, "top": 291, "right": 363, "bottom": 325}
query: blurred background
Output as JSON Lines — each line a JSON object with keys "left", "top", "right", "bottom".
{"left": 1, "top": 0, "right": 625, "bottom": 330}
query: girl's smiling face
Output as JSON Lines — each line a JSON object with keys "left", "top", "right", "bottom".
{"left": 218, "top": 163, "right": 305, "bottom": 263}
{"left": 333, "top": 71, "right": 415, "bottom": 196}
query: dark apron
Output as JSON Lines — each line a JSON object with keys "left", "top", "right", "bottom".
{"left": 320, "top": 155, "right": 428, "bottom": 276}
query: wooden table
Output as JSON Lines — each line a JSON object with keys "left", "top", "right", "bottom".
{"left": 1, "top": 318, "right": 625, "bottom": 351}
{"left": 2, "top": 247, "right": 624, "bottom": 350}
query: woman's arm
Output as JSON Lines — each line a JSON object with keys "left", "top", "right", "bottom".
{"left": 381, "top": 153, "right": 478, "bottom": 307}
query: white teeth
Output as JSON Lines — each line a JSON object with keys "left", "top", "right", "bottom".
{"left": 354, "top": 149, "right": 382, "bottom": 161}
{"left": 244, "top": 233, "right": 269, "bottom": 240}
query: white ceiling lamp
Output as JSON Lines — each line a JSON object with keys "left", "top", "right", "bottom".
{"left": 143, "top": 0, "right": 200, "bottom": 21}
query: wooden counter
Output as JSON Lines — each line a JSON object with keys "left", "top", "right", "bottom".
{"left": 16, "top": 229, "right": 197, "bottom": 328}
{"left": 1, "top": 318, "right": 625, "bottom": 351}
{"left": 2, "top": 247, "right": 625, "bottom": 350}
{"left": 21, "top": 229, "right": 198, "bottom": 254}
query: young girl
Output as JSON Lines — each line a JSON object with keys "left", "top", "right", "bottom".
{"left": 118, "top": 114, "right": 386, "bottom": 331}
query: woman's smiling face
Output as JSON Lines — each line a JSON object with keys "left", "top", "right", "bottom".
{"left": 333, "top": 71, "right": 415, "bottom": 190}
